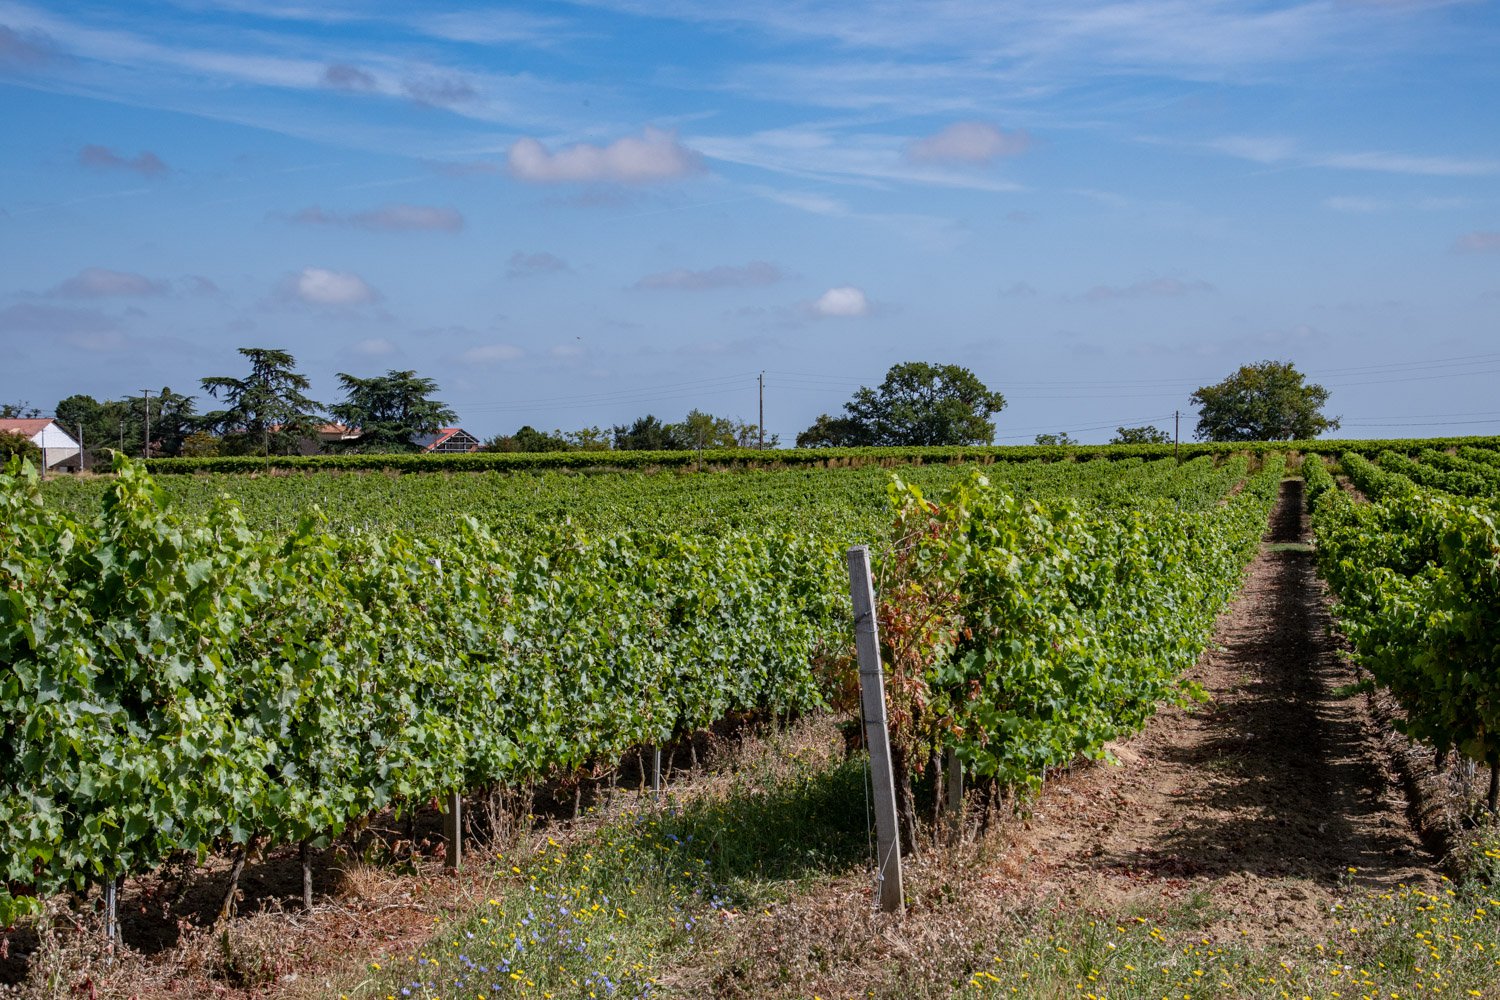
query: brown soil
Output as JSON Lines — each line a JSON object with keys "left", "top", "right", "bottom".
{"left": 997, "top": 477, "right": 1434, "bottom": 942}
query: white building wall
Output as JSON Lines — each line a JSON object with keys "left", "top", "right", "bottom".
{"left": 32, "top": 423, "right": 81, "bottom": 469}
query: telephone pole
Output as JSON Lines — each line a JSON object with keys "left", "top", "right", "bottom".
{"left": 758, "top": 371, "right": 765, "bottom": 449}
{"left": 140, "top": 390, "right": 152, "bottom": 460}
{"left": 1174, "top": 410, "right": 1180, "bottom": 464}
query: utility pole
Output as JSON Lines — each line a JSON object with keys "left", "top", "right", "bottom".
{"left": 78, "top": 423, "right": 86, "bottom": 473}
{"left": 1174, "top": 410, "right": 1180, "bottom": 464}
{"left": 140, "top": 390, "right": 152, "bottom": 460}
{"left": 758, "top": 371, "right": 765, "bottom": 449}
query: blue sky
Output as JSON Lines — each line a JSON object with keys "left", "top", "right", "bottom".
{"left": 2, "top": 0, "right": 1498, "bottom": 444}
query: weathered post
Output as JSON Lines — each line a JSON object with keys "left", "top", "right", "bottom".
{"left": 846, "top": 545, "right": 904, "bottom": 915}
{"left": 945, "top": 747, "right": 963, "bottom": 842}
{"left": 444, "top": 791, "right": 462, "bottom": 870}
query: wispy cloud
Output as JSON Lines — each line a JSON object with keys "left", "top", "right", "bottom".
{"left": 0, "top": 22, "right": 61, "bottom": 67}
{"left": 78, "top": 145, "right": 169, "bottom": 176}
{"left": 1205, "top": 134, "right": 1500, "bottom": 177}
{"left": 1453, "top": 231, "right": 1500, "bottom": 254}
{"left": 1323, "top": 196, "right": 1386, "bottom": 213}
{"left": 508, "top": 128, "right": 705, "bottom": 184}
{"left": 49, "top": 267, "right": 167, "bottom": 298}
{"left": 320, "top": 62, "right": 375, "bottom": 92}
{"left": 1315, "top": 151, "right": 1500, "bottom": 177}
{"left": 288, "top": 203, "right": 465, "bottom": 232}
{"left": 507, "top": 251, "right": 570, "bottom": 278}
{"left": 905, "top": 121, "right": 1030, "bottom": 164}
{"left": 0, "top": 301, "right": 119, "bottom": 336}
{"left": 461, "top": 343, "right": 524, "bottom": 365}
{"left": 351, "top": 336, "right": 397, "bottom": 356}
{"left": 402, "top": 72, "right": 477, "bottom": 108}
{"left": 635, "top": 261, "right": 785, "bottom": 291}
{"left": 1079, "top": 277, "right": 1215, "bottom": 302}
{"left": 696, "top": 127, "right": 1024, "bottom": 192}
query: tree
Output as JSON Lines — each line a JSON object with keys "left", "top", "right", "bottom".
{"left": 54, "top": 390, "right": 197, "bottom": 458}
{"left": 799, "top": 362, "right": 1005, "bottom": 447}
{"left": 0, "top": 402, "right": 41, "bottom": 419}
{"left": 1111, "top": 425, "right": 1171, "bottom": 445}
{"left": 675, "top": 409, "right": 736, "bottom": 450}
{"left": 484, "top": 426, "right": 572, "bottom": 453}
{"left": 179, "top": 431, "right": 221, "bottom": 457}
{"left": 612, "top": 415, "right": 684, "bottom": 451}
{"left": 200, "top": 348, "right": 322, "bottom": 455}
{"left": 0, "top": 431, "right": 41, "bottom": 466}
{"left": 144, "top": 387, "right": 199, "bottom": 457}
{"left": 1034, "top": 432, "right": 1077, "bottom": 446}
{"left": 796, "top": 413, "right": 868, "bottom": 448}
{"left": 1191, "top": 360, "right": 1339, "bottom": 442}
{"left": 330, "top": 370, "right": 456, "bottom": 453}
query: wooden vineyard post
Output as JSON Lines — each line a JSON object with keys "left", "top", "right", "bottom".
{"left": 846, "top": 545, "right": 904, "bottom": 915}
{"left": 444, "top": 791, "right": 462, "bottom": 871}
{"left": 945, "top": 748, "right": 963, "bottom": 842}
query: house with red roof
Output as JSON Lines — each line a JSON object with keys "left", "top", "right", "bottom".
{"left": 411, "top": 427, "right": 481, "bottom": 453}
{"left": 0, "top": 418, "right": 84, "bottom": 471}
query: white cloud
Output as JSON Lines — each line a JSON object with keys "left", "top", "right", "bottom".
{"left": 905, "top": 121, "right": 1030, "bottom": 164}
{"left": 290, "top": 204, "right": 464, "bottom": 232}
{"left": 507, "top": 128, "right": 704, "bottom": 183}
{"left": 1207, "top": 135, "right": 1297, "bottom": 164}
{"left": 288, "top": 267, "right": 378, "bottom": 306}
{"left": 50, "top": 267, "right": 166, "bottom": 298}
{"left": 635, "top": 261, "right": 785, "bottom": 290}
{"left": 1453, "top": 231, "right": 1500, "bottom": 254}
{"left": 352, "top": 337, "right": 397, "bottom": 356}
{"left": 810, "top": 286, "right": 870, "bottom": 317}
{"left": 462, "top": 343, "right": 524, "bottom": 364}
{"left": 549, "top": 343, "right": 585, "bottom": 359}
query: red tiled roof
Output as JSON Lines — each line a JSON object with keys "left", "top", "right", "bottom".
{"left": 0, "top": 419, "right": 53, "bottom": 436}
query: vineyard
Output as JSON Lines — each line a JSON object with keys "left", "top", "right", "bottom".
{"left": 6, "top": 439, "right": 1500, "bottom": 997}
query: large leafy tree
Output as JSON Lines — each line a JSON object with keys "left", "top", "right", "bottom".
{"left": 1111, "top": 425, "right": 1171, "bottom": 445}
{"left": 483, "top": 426, "right": 612, "bottom": 453}
{"left": 1191, "top": 360, "right": 1338, "bottom": 441}
{"left": 0, "top": 431, "right": 41, "bottom": 466}
{"left": 55, "top": 388, "right": 198, "bottom": 458}
{"left": 330, "top": 370, "right": 456, "bottom": 453}
{"left": 799, "top": 362, "right": 1005, "bottom": 447}
{"left": 612, "top": 415, "right": 684, "bottom": 451}
{"left": 795, "top": 413, "right": 867, "bottom": 448}
{"left": 200, "top": 348, "right": 322, "bottom": 455}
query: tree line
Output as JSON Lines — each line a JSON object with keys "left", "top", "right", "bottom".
{"left": 5, "top": 352, "right": 1339, "bottom": 460}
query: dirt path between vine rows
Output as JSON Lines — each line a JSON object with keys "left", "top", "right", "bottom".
{"left": 998, "top": 477, "right": 1435, "bottom": 941}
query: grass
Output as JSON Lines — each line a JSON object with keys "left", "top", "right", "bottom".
{"left": 334, "top": 720, "right": 871, "bottom": 1000}
{"left": 952, "top": 877, "right": 1500, "bottom": 999}
{"left": 323, "top": 719, "right": 1500, "bottom": 1000}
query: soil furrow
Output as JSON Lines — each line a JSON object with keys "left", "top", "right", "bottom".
{"left": 1003, "top": 476, "right": 1433, "bottom": 938}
